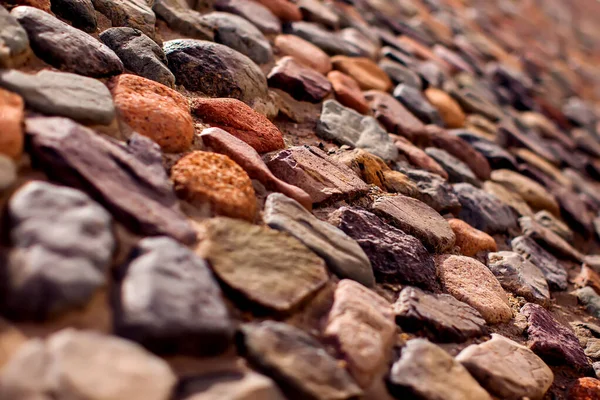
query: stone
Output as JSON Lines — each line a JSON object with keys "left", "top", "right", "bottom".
{"left": 394, "top": 287, "right": 487, "bottom": 342}
{"left": 426, "top": 147, "right": 481, "bottom": 187}
{"left": 535, "top": 210, "right": 574, "bottom": 242}
{"left": 274, "top": 34, "right": 331, "bottom": 74}
{"left": 514, "top": 148, "right": 571, "bottom": 187}
{"left": 324, "top": 280, "right": 395, "bottom": 387}
{"left": 388, "top": 339, "right": 492, "bottom": 400}
{"left": 196, "top": 218, "right": 328, "bottom": 312}
{"left": 192, "top": 97, "right": 284, "bottom": 153}
{"left": 255, "top": 0, "right": 301, "bottom": 21}
{"left": 99, "top": 28, "right": 175, "bottom": 88}
{"left": 264, "top": 193, "right": 374, "bottom": 287}
{"left": 0, "top": 329, "right": 176, "bottom": 400}
{"left": 215, "top": 0, "right": 281, "bottom": 34}
{"left": 497, "top": 121, "right": 558, "bottom": 165}
{"left": 521, "top": 303, "right": 590, "bottom": 370}
{"left": 316, "top": 99, "right": 398, "bottom": 162}
{"left": 436, "top": 254, "right": 512, "bottom": 324}
{"left": 512, "top": 236, "right": 567, "bottom": 291}
{"left": 456, "top": 131, "right": 519, "bottom": 171}
{"left": 453, "top": 183, "right": 519, "bottom": 234}
{"left": 457, "top": 334, "right": 553, "bottom": 400}
{"left": 379, "top": 59, "right": 421, "bottom": 89}
{"left": 0, "top": 155, "right": 17, "bottom": 190}
{"left": 393, "top": 84, "right": 444, "bottom": 126}
{"left": 3, "top": 181, "right": 114, "bottom": 320}
{"left": 395, "top": 165, "right": 461, "bottom": 213}
{"left": 449, "top": 218, "right": 497, "bottom": 257}
{"left": 575, "top": 287, "right": 600, "bottom": 319}
{"left": 92, "top": 0, "right": 156, "bottom": 39}
{"left": 568, "top": 378, "right": 600, "bottom": 399}
{"left": 264, "top": 145, "right": 369, "bottom": 204}
{"left": 26, "top": 117, "right": 196, "bottom": 244}
{"left": 488, "top": 251, "right": 551, "bottom": 305}
{"left": 393, "top": 136, "right": 448, "bottom": 178}
{"left": 0, "top": 69, "right": 116, "bottom": 126}
{"left": 51, "top": 0, "right": 97, "bottom": 32}
{"left": 202, "top": 12, "right": 273, "bottom": 65}
{"left": 240, "top": 321, "right": 362, "bottom": 399}
{"left": 483, "top": 181, "right": 533, "bottom": 217}
{"left": 178, "top": 370, "right": 285, "bottom": 400}
{"left": 115, "top": 236, "right": 234, "bottom": 355}
{"left": 372, "top": 195, "right": 455, "bottom": 252}
{"left": 330, "top": 207, "right": 438, "bottom": 290}
{"left": 575, "top": 265, "right": 600, "bottom": 296}
{"left": 0, "top": 5, "right": 30, "bottom": 68}
{"left": 0, "top": 87, "right": 23, "bottom": 160}
{"left": 200, "top": 128, "right": 311, "bottom": 209}
{"left": 331, "top": 56, "right": 392, "bottom": 92}
{"left": 450, "top": 87, "right": 503, "bottom": 122}
{"left": 519, "top": 216, "right": 583, "bottom": 262}
{"left": 283, "top": 21, "right": 363, "bottom": 57}
{"left": 585, "top": 339, "right": 600, "bottom": 359}
{"left": 153, "top": 0, "right": 214, "bottom": 40}
{"left": 338, "top": 27, "right": 378, "bottom": 59}
{"left": 12, "top": 6, "right": 123, "bottom": 77}
{"left": 268, "top": 56, "right": 331, "bottom": 103}
{"left": 425, "top": 88, "right": 465, "bottom": 128}
{"left": 109, "top": 74, "right": 193, "bottom": 153}
{"left": 171, "top": 151, "right": 256, "bottom": 221}
{"left": 327, "top": 71, "right": 370, "bottom": 114}
{"left": 297, "top": 0, "right": 339, "bottom": 29}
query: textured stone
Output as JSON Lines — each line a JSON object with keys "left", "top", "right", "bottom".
{"left": 425, "top": 88, "right": 465, "bottom": 128}
{"left": 395, "top": 165, "right": 461, "bottom": 213}
{"left": 393, "top": 136, "right": 448, "bottom": 178}
{"left": 449, "top": 218, "right": 497, "bottom": 257}
{"left": 511, "top": 235, "right": 567, "bottom": 291}
{"left": 426, "top": 147, "right": 482, "bottom": 187}
{"left": 535, "top": 210, "right": 574, "bottom": 242}
{"left": 519, "top": 216, "right": 583, "bottom": 262}
{"left": 483, "top": 181, "right": 533, "bottom": 217}
{"left": 393, "top": 84, "right": 444, "bottom": 125}
{"left": 274, "top": 34, "right": 331, "bottom": 74}
{"left": 331, "top": 56, "right": 392, "bottom": 91}
{"left": 0, "top": 5, "right": 30, "bottom": 68}
{"left": 327, "top": 70, "right": 370, "bottom": 114}
{"left": 268, "top": 56, "right": 331, "bottom": 103}
{"left": 497, "top": 121, "right": 558, "bottom": 164}
{"left": 574, "top": 287, "right": 600, "bottom": 319}
{"left": 92, "top": 0, "right": 156, "bottom": 39}
{"left": 215, "top": 0, "right": 281, "bottom": 34}
{"left": 178, "top": 370, "right": 285, "bottom": 400}
{"left": 568, "top": 377, "right": 600, "bottom": 399}
{"left": 51, "top": 0, "right": 97, "bottom": 32}
{"left": 575, "top": 265, "right": 600, "bottom": 296}
{"left": 455, "top": 131, "right": 519, "bottom": 171}
{"left": 153, "top": 0, "right": 214, "bottom": 40}
{"left": 283, "top": 21, "right": 363, "bottom": 57}
{"left": 0, "top": 87, "right": 23, "bottom": 160}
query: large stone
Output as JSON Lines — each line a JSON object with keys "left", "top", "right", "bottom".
{"left": 215, "top": 0, "right": 281, "bottom": 34}
{"left": 393, "top": 84, "right": 444, "bottom": 126}
{"left": 327, "top": 70, "right": 370, "bottom": 114}
{"left": 395, "top": 165, "right": 461, "bottom": 213}
{"left": 92, "top": 0, "right": 156, "bottom": 39}
{"left": 457, "top": 334, "right": 553, "bottom": 400}
{"left": 519, "top": 216, "right": 583, "bottom": 262}
{"left": 387, "top": 339, "right": 492, "bottom": 400}
{"left": 0, "top": 87, "right": 23, "bottom": 160}
{"left": 329, "top": 207, "right": 439, "bottom": 290}
{"left": 492, "top": 169, "right": 560, "bottom": 215}
{"left": 240, "top": 321, "right": 362, "bottom": 400}
{"left": 11, "top": 6, "right": 123, "bottom": 77}
{"left": 483, "top": 181, "right": 533, "bottom": 217}
{"left": 26, "top": 117, "right": 196, "bottom": 244}
{"left": 3, "top": 181, "right": 114, "bottom": 320}
{"left": 153, "top": 0, "right": 214, "bottom": 40}
{"left": 511, "top": 235, "right": 567, "bottom": 291}
{"left": 448, "top": 218, "right": 497, "bottom": 257}
{"left": 331, "top": 56, "right": 392, "bottom": 92}
{"left": 196, "top": 218, "right": 328, "bottom": 312}
{"left": 268, "top": 56, "right": 332, "bottom": 103}
{"left": 324, "top": 280, "right": 395, "bottom": 387}
{"left": 51, "top": 0, "right": 97, "bottom": 32}
{"left": 283, "top": 21, "right": 363, "bottom": 56}
{"left": 394, "top": 286, "right": 487, "bottom": 342}
{"left": 274, "top": 34, "right": 331, "bottom": 74}
{"left": 316, "top": 99, "right": 398, "bottom": 162}
{"left": 178, "top": 370, "right": 285, "bottom": 400}
{"left": 436, "top": 254, "right": 512, "bottom": 324}
{"left": 425, "top": 147, "right": 482, "bottom": 187}
{"left": 0, "top": 69, "right": 115, "bottom": 126}
{"left": 372, "top": 195, "right": 455, "bottom": 252}
{"left": 0, "top": 329, "right": 176, "bottom": 400}
{"left": 0, "top": 5, "right": 30, "bottom": 68}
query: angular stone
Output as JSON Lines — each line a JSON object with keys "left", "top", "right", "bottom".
{"left": 274, "top": 34, "right": 331, "bottom": 74}
{"left": 393, "top": 136, "right": 448, "bottom": 178}
{"left": 372, "top": 195, "right": 455, "bottom": 252}
{"left": 449, "top": 218, "right": 497, "bottom": 257}
{"left": 327, "top": 70, "right": 370, "bottom": 114}
{"left": 255, "top": 0, "right": 301, "bottom": 21}
{"left": 92, "top": 0, "right": 156, "bottom": 39}
{"left": 0, "top": 5, "right": 30, "bottom": 68}
{"left": 511, "top": 235, "right": 567, "bottom": 291}
{"left": 268, "top": 56, "right": 331, "bottom": 103}
{"left": 568, "top": 377, "right": 600, "bottom": 399}
{"left": 215, "top": 0, "right": 281, "bottom": 34}
{"left": 178, "top": 370, "right": 285, "bottom": 400}
{"left": 535, "top": 210, "right": 573, "bottom": 242}
{"left": 457, "top": 334, "right": 553, "bottom": 400}
{"left": 395, "top": 165, "right": 461, "bottom": 213}
{"left": 393, "top": 84, "right": 444, "bottom": 125}
{"left": 425, "top": 88, "right": 465, "bottom": 128}
{"left": 240, "top": 321, "right": 362, "bottom": 400}
{"left": 574, "top": 287, "right": 600, "bottom": 319}
{"left": 436, "top": 254, "right": 512, "bottom": 324}
{"left": 483, "top": 181, "right": 533, "bottom": 217}
{"left": 196, "top": 218, "right": 328, "bottom": 312}
{"left": 394, "top": 287, "right": 487, "bottom": 342}
{"left": 153, "top": 0, "right": 214, "bottom": 40}
{"left": 519, "top": 216, "right": 583, "bottom": 262}
{"left": 12, "top": 6, "right": 123, "bottom": 77}
{"left": 331, "top": 56, "right": 392, "bottom": 92}
{"left": 264, "top": 193, "right": 374, "bottom": 287}
{"left": 283, "top": 21, "right": 363, "bottom": 57}
{"left": 26, "top": 117, "right": 196, "bottom": 244}
{"left": 426, "top": 147, "right": 481, "bottom": 187}
{"left": 0, "top": 87, "right": 23, "bottom": 160}
{"left": 388, "top": 339, "right": 492, "bottom": 400}
{"left": 330, "top": 207, "right": 438, "bottom": 290}
{"left": 51, "top": 0, "right": 97, "bottom": 32}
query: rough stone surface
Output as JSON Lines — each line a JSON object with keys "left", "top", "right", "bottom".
{"left": 491, "top": 169, "right": 560, "bottom": 216}
{"left": 268, "top": 56, "right": 331, "bottom": 103}
{"left": 274, "top": 34, "right": 331, "bottom": 74}
{"left": 178, "top": 370, "right": 286, "bottom": 400}
{"left": 327, "top": 70, "right": 370, "bottom": 114}
{"left": 51, "top": 0, "right": 97, "bottom": 32}
{"left": 511, "top": 235, "right": 568, "bottom": 291}
{"left": 426, "top": 147, "right": 482, "bottom": 187}
{"left": 575, "top": 265, "right": 600, "bottom": 296}
{"left": 568, "top": 377, "right": 600, "bottom": 399}
{"left": 215, "top": 0, "right": 281, "bottom": 34}
{"left": 448, "top": 218, "right": 497, "bottom": 257}
{"left": 395, "top": 165, "right": 461, "bottom": 213}
{"left": 0, "top": 87, "right": 24, "bottom": 160}
{"left": 535, "top": 210, "right": 574, "bottom": 242}
{"left": 519, "top": 216, "right": 583, "bottom": 262}
{"left": 92, "top": 0, "right": 156, "bottom": 39}
{"left": 153, "top": 0, "right": 214, "bottom": 40}
{"left": 393, "top": 84, "right": 444, "bottom": 125}
{"left": 0, "top": 5, "right": 30, "bottom": 68}
{"left": 574, "top": 287, "right": 600, "bottom": 319}
{"left": 483, "top": 181, "right": 534, "bottom": 217}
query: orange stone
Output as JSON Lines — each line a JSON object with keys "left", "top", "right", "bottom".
{"left": 448, "top": 218, "right": 497, "bottom": 257}
{"left": 109, "top": 74, "right": 194, "bottom": 153}
{"left": 192, "top": 97, "right": 285, "bottom": 153}
{"left": 254, "top": 0, "right": 302, "bottom": 21}
{"left": 327, "top": 71, "right": 370, "bottom": 115}
{"left": 391, "top": 135, "right": 449, "bottom": 179}
{"left": 0, "top": 88, "right": 24, "bottom": 160}
{"left": 568, "top": 378, "right": 600, "bottom": 400}
{"left": 9, "top": 0, "right": 51, "bottom": 12}
{"left": 331, "top": 56, "right": 393, "bottom": 92}
{"left": 274, "top": 34, "right": 332, "bottom": 75}
{"left": 171, "top": 151, "right": 257, "bottom": 221}
{"left": 424, "top": 88, "right": 466, "bottom": 128}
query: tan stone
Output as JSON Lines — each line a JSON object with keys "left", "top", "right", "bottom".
{"left": 491, "top": 169, "right": 560, "bottom": 216}
{"left": 327, "top": 70, "right": 370, "bottom": 114}
{"left": 425, "top": 88, "right": 465, "bottom": 128}
{"left": 274, "top": 34, "right": 332, "bottom": 74}
{"left": 0, "top": 88, "right": 24, "bottom": 160}
{"left": 512, "top": 148, "right": 571, "bottom": 187}
{"left": 483, "top": 181, "right": 534, "bottom": 217}
{"left": 449, "top": 218, "right": 497, "bottom": 257}
{"left": 331, "top": 56, "right": 392, "bottom": 92}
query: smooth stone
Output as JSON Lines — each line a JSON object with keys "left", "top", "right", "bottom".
{"left": 115, "top": 236, "right": 234, "bottom": 355}
{"left": 425, "top": 88, "right": 466, "bottom": 128}
{"left": 282, "top": 21, "right": 363, "bottom": 56}
{"left": 153, "top": 0, "right": 214, "bottom": 40}
{"left": 11, "top": 6, "right": 123, "bottom": 77}
{"left": 339, "top": 28, "right": 379, "bottom": 60}
{"left": 3, "top": 181, "right": 114, "bottom": 320}
{"left": 215, "top": 0, "right": 281, "bottom": 34}
{"left": 387, "top": 339, "right": 492, "bottom": 400}
{"left": 331, "top": 56, "right": 392, "bottom": 92}
{"left": 449, "top": 218, "right": 497, "bottom": 257}
{"left": 457, "top": 334, "right": 553, "bottom": 400}
{"left": 392, "top": 135, "right": 448, "bottom": 178}
{"left": 264, "top": 193, "right": 374, "bottom": 287}
{"left": 394, "top": 286, "right": 487, "bottom": 342}
{"left": 92, "top": 0, "right": 156, "bottom": 39}
{"left": 379, "top": 59, "right": 421, "bottom": 89}
{"left": 196, "top": 217, "right": 328, "bottom": 312}
{"left": 240, "top": 321, "right": 362, "bottom": 400}
{"left": 380, "top": 46, "right": 418, "bottom": 69}
{"left": 100, "top": 27, "right": 175, "bottom": 87}
{"left": 268, "top": 56, "right": 331, "bottom": 103}
{"left": 449, "top": 87, "right": 503, "bottom": 122}
{"left": 568, "top": 378, "right": 600, "bottom": 399}
{"left": 395, "top": 164, "right": 461, "bottom": 213}
{"left": 483, "top": 181, "right": 533, "bottom": 217}
{"left": 316, "top": 99, "right": 398, "bottom": 162}
{"left": 436, "top": 254, "right": 512, "bottom": 324}
{"left": 0, "top": 87, "right": 24, "bottom": 160}
{"left": 26, "top": 118, "right": 196, "bottom": 244}
{"left": 372, "top": 195, "right": 455, "bottom": 253}
{"left": 426, "top": 147, "right": 482, "bottom": 187}
{"left": 393, "top": 84, "right": 444, "bottom": 126}
{"left": 519, "top": 216, "right": 583, "bottom": 262}
{"left": 0, "top": 5, "right": 30, "bottom": 68}
{"left": 255, "top": 0, "right": 301, "bottom": 21}
{"left": 0, "top": 69, "right": 115, "bottom": 126}
{"left": 178, "top": 370, "right": 285, "bottom": 400}
{"left": 330, "top": 207, "right": 439, "bottom": 290}
{"left": 51, "top": 0, "right": 97, "bottom": 32}
{"left": 296, "top": 0, "right": 339, "bottom": 29}
{"left": 574, "top": 287, "right": 600, "bottom": 319}
{"left": 0, "top": 155, "right": 17, "bottom": 190}
{"left": 274, "top": 34, "right": 331, "bottom": 74}
{"left": 327, "top": 70, "right": 370, "bottom": 114}
{"left": 511, "top": 235, "right": 567, "bottom": 291}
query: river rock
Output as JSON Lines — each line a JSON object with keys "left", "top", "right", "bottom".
{"left": 575, "top": 265, "right": 600, "bottom": 296}
{"left": 215, "top": 0, "right": 281, "bottom": 34}
{"left": 511, "top": 235, "right": 567, "bottom": 291}
{"left": 0, "top": 156, "right": 17, "bottom": 190}
{"left": 393, "top": 84, "right": 444, "bottom": 126}
{"left": 574, "top": 287, "right": 600, "bottom": 319}
{"left": 92, "top": 0, "right": 156, "bottom": 39}
{"left": 449, "top": 218, "right": 497, "bottom": 257}
{"left": 0, "top": 5, "right": 30, "bottom": 68}
{"left": 534, "top": 210, "right": 574, "bottom": 242}
{"left": 568, "top": 377, "right": 600, "bottom": 399}
{"left": 379, "top": 59, "right": 421, "bottom": 89}
{"left": 255, "top": 0, "right": 301, "bottom": 21}
{"left": 393, "top": 136, "right": 448, "bottom": 178}
{"left": 331, "top": 56, "right": 392, "bottom": 92}
{"left": 268, "top": 56, "right": 331, "bottom": 103}
{"left": 455, "top": 131, "right": 519, "bottom": 171}
{"left": 153, "top": 0, "right": 214, "bottom": 40}
{"left": 297, "top": 0, "right": 339, "bottom": 29}
{"left": 425, "top": 88, "right": 466, "bottom": 128}
{"left": 483, "top": 181, "right": 533, "bottom": 217}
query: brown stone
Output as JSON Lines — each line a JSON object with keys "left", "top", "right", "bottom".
{"left": 483, "top": 181, "right": 534, "bottom": 217}
{"left": 449, "top": 218, "right": 497, "bottom": 257}
{"left": 568, "top": 377, "right": 600, "bottom": 399}
{"left": 491, "top": 169, "right": 560, "bottom": 216}
{"left": 9, "top": 0, "right": 51, "bottom": 12}
{"left": 513, "top": 148, "right": 571, "bottom": 187}
{"left": 274, "top": 34, "right": 332, "bottom": 74}
{"left": 424, "top": 88, "right": 466, "bottom": 128}
{"left": 255, "top": 0, "right": 302, "bottom": 21}
{"left": 392, "top": 135, "right": 449, "bottom": 179}
{"left": 327, "top": 70, "right": 370, "bottom": 114}
{"left": 331, "top": 56, "right": 393, "bottom": 92}
{"left": 575, "top": 265, "right": 600, "bottom": 296}
{"left": 0, "top": 88, "right": 24, "bottom": 160}
{"left": 268, "top": 56, "right": 331, "bottom": 103}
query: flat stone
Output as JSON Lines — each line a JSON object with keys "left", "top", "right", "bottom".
{"left": 393, "top": 84, "right": 444, "bottom": 126}
{"left": 264, "top": 145, "right": 369, "bottom": 204}
{"left": 0, "top": 5, "right": 30, "bottom": 68}
{"left": 178, "top": 370, "right": 285, "bottom": 400}
{"left": 514, "top": 148, "right": 571, "bottom": 187}
{"left": 0, "top": 329, "right": 176, "bottom": 400}
{"left": 497, "top": 120, "right": 558, "bottom": 165}
{"left": 196, "top": 218, "right": 328, "bottom": 312}
{"left": 426, "top": 147, "right": 482, "bottom": 187}
{"left": 268, "top": 56, "right": 331, "bottom": 103}
{"left": 100, "top": 27, "right": 175, "bottom": 88}
{"left": 521, "top": 303, "right": 590, "bottom": 371}
{"left": 457, "top": 334, "right": 553, "bottom": 400}
{"left": 574, "top": 287, "right": 600, "bottom": 319}
{"left": 51, "top": 0, "right": 97, "bottom": 32}
{"left": 534, "top": 210, "right": 574, "bottom": 242}
{"left": 331, "top": 56, "right": 392, "bottom": 92}
{"left": 324, "top": 280, "right": 395, "bottom": 387}
{"left": 393, "top": 135, "right": 448, "bottom": 178}
{"left": 568, "top": 377, "right": 600, "bottom": 399}
{"left": 264, "top": 193, "right": 374, "bottom": 287}
{"left": 92, "top": 0, "right": 156, "bottom": 39}
{"left": 0, "top": 87, "right": 23, "bottom": 160}
{"left": 455, "top": 131, "right": 519, "bottom": 171}
{"left": 0, "top": 69, "right": 115, "bottom": 126}
{"left": 316, "top": 99, "right": 398, "bottom": 162}
{"left": 425, "top": 88, "right": 465, "bottom": 128}
{"left": 297, "top": 0, "right": 339, "bottom": 29}
{"left": 274, "top": 34, "right": 331, "bottom": 74}
{"left": 436, "top": 254, "right": 512, "bottom": 324}
{"left": 449, "top": 218, "right": 497, "bottom": 257}
{"left": 240, "top": 321, "right": 362, "bottom": 399}
{"left": 283, "top": 21, "right": 363, "bottom": 57}
{"left": 327, "top": 70, "right": 370, "bottom": 114}
{"left": 483, "top": 181, "right": 533, "bottom": 217}
{"left": 153, "top": 0, "right": 214, "bottom": 40}
{"left": 26, "top": 117, "right": 196, "bottom": 244}
{"left": 329, "top": 207, "right": 439, "bottom": 290}
{"left": 115, "top": 236, "right": 234, "bottom": 355}
{"left": 395, "top": 164, "right": 461, "bottom": 213}
{"left": 11, "top": 6, "right": 123, "bottom": 77}
{"left": 215, "top": 0, "right": 281, "bottom": 34}
{"left": 255, "top": 0, "right": 301, "bottom": 21}
{"left": 511, "top": 235, "right": 567, "bottom": 291}
{"left": 394, "top": 286, "right": 487, "bottom": 342}
{"left": 519, "top": 216, "right": 583, "bottom": 262}
{"left": 379, "top": 59, "right": 421, "bottom": 89}
{"left": 3, "top": 181, "right": 114, "bottom": 320}
{"left": 388, "top": 338, "right": 492, "bottom": 400}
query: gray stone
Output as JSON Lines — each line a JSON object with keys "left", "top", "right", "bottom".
{"left": 393, "top": 84, "right": 444, "bottom": 125}
{"left": 283, "top": 21, "right": 364, "bottom": 57}
{"left": 534, "top": 210, "right": 574, "bottom": 242}
{"left": 511, "top": 236, "right": 567, "bottom": 291}
{"left": 178, "top": 370, "right": 286, "bottom": 400}
{"left": 153, "top": 0, "right": 214, "bottom": 40}
{"left": 214, "top": 0, "right": 281, "bottom": 34}
{"left": 584, "top": 338, "right": 600, "bottom": 359}
{"left": 595, "top": 361, "right": 600, "bottom": 378}
{"left": 316, "top": 99, "right": 398, "bottom": 162}
{"left": 519, "top": 216, "right": 583, "bottom": 262}
{"left": 574, "top": 287, "right": 600, "bottom": 319}
{"left": 0, "top": 155, "right": 17, "bottom": 191}
{"left": 425, "top": 147, "right": 481, "bottom": 187}
{"left": 0, "top": 69, "right": 115, "bottom": 125}
{"left": 395, "top": 165, "right": 461, "bottom": 213}
{"left": 339, "top": 28, "right": 379, "bottom": 60}
{"left": 297, "top": 0, "right": 339, "bottom": 29}
{"left": 0, "top": 5, "right": 30, "bottom": 68}
{"left": 264, "top": 193, "right": 374, "bottom": 287}
{"left": 3, "top": 181, "right": 114, "bottom": 320}
{"left": 379, "top": 59, "right": 421, "bottom": 89}
{"left": 51, "top": 0, "right": 97, "bottom": 32}
{"left": 453, "top": 130, "right": 519, "bottom": 171}
{"left": 93, "top": 0, "right": 156, "bottom": 39}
